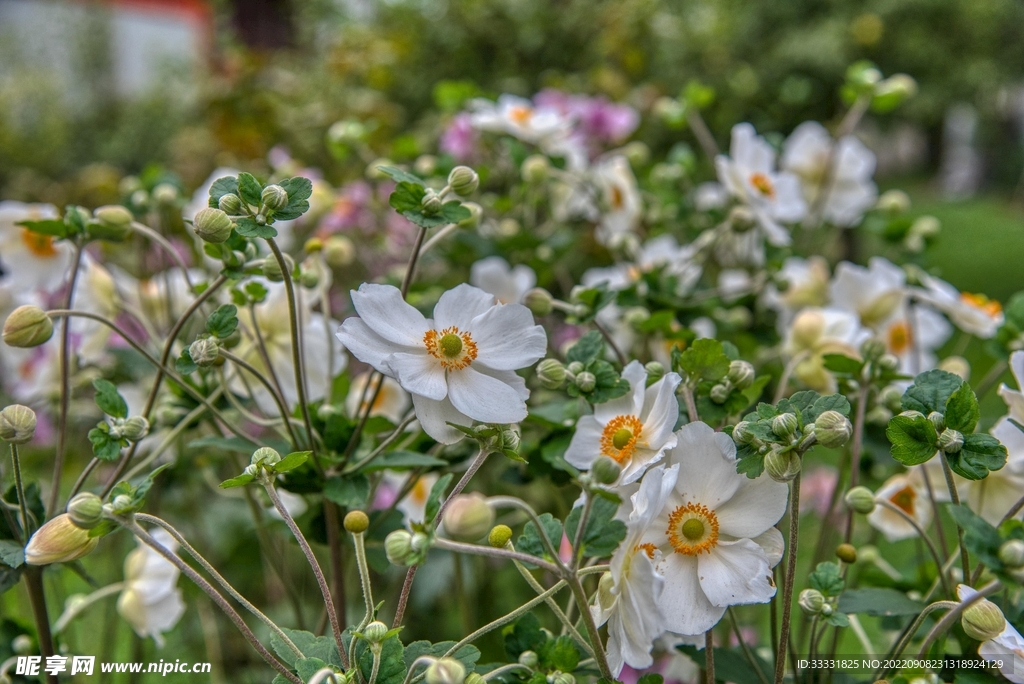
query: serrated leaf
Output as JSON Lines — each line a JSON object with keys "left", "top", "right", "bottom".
{"left": 206, "top": 304, "right": 239, "bottom": 338}
{"left": 0, "top": 540, "right": 25, "bottom": 568}
{"left": 517, "top": 513, "right": 563, "bottom": 567}
{"left": 948, "top": 433, "right": 1007, "bottom": 480}
{"left": 439, "top": 201, "right": 471, "bottom": 224}
{"left": 824, "top": 611, "right": 850, "bottom": 628}
{"left": 902, "top": 369, "right": 963, "bottom": 414}
{"left": 219, "top": 473, "right": 255, "bottom": 489}
{"left": 676, "top": 338, "right": 730, "bottom": 382}
{"left": 88, "top": 427, "right": 123, "bottom": 461}
{"left": 273, "top": 451, "right": 311, "bottom": 473}
{"left": 504, "top": 613, "right": 546, "bottom": 659}
{"left": 403, "top": 641, "right": 479, "bottom": 674}
{"left": 944, "top": 382, "right": 980, "bottom": 434}
{"left": 836, "top": 588, "right": 924, "bottom": 616}
{"left": 809, "top": 561, "right": 845, "bottom": 597}
{"left": 808, "top": 393, "right": 852, "bottom": 421}
{"left": 237, "top": 172, "right": 263, "bottom": 206}
{"left": 323, "top": 475, "right": 370, "bottom": 508}
{"left": 271, "top": 628, "right": 343, "bottom": 669}
{"left": 358, "top": 635, "right": 405, "bottom": 684}
{"left": 234, "top": 217, "right": 277, "bottom": 239}
{"left": 822, "top": 353, "right": 864, "bottom": 374}
{"left": 208, "top": 177, "right": 240, "bottom": 208}
{"left": 539, "top": 635, "right": 580, "bottom": 672}
{"left": 377, "top": 166, "right": 424, "bottom": 185}
{"left": 93, "top": 379, "right": 128, "bottom": 418}
{"left": 175, "top": 346, "right": 198, "bottom": 374}
{"left": 423, "top": 473, "right": 453, "bottom": 524}
{"left": 886, "top": 414, "right": 938, "bottom": 465}
{"left": 564, "top": 496, "right": 627, "bottom": 559}
{"left": 389, "top": 182, "right": 426, "bottom": 213}
{"left": 735, "top": 445, "right": 765, "bottom": 479}
{"left": 566, "top": 331, "right": 604, "bottom": 365}
{"left": 948, "top": 504, "right": 1004, "bottom": 568}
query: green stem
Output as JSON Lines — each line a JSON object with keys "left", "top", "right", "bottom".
{"left": 53, "top": 582, "right": 125, "bottom": 634}
{"left": 510, "top": 555, "right": 594, "bottom": 657}
{"left": 874, "top": 499, "right": 951, "bottom": 596}
{"left": 571, "top": 494, "right": 594, "bottom": 571}
{"left": 10, "top": 444, "right": 33, "bottom": 537}
{"left": 874, "top": 601, "right": 958, "bottom": 679}
{"left": 729, "top": 607, "right": 770, "bottom": 684}
{"left": 704, "top": 629, "right": 715, "bottom": 684}
{"left": 24, "top": 567, "right": 58, "bottom": 684}
{"left": 916, "top": 581, "right": 1001, "bottom": 659}
{"left": 353, "top": 531, "right": 375, "bottom": 627}
{"left": 938, "top": 451, "right": 971, "bottom": 580}
{"left": 489, "top": 496, "right": 567, "bottom": 572}
{"left": 774, "top": 472, "right": 801, "bottom": 684}
{"left": 433, "top": 538, "right": 562, "bottom": 575}
{"left": 220, "top": 348, "right": 302, "bottom": 448}
{"left": 368, "top": 649, "right": 382, "bottom": 684}
{"left": 566, "top": 573, "right": 613, "bottom": 680}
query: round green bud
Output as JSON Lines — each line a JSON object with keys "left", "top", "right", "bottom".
{"left": 836, "top": 543, "right": 858, "bottom": 564}
{"left": 938, "top": 356, "right": 971, "bottom": 382}
{"left": 189, "top": 337, "right": 220, "bottom": 367}
{"left": 727, "top": 360, "right": 756, "bottom": 390}
{"left": 938, "top": 428, "right": 964, "bottom": 454}
{"left": 0, "top": 405, "right": 37, "bottom": 444}
{"left": 536, "top": 359, "right": 567, "bottom": 390}
{"left": 465, "top": 674, "right": 486, "bottom": 684}
{"left": 261, "top": 184, "right": 289, "bottom": 211}
{"left": 218, "top": 193, "right": 243, "bottom": 214}
{"left": 243, "top": 464, "right": 260, "bottom": 478}
{"left": 425, "top": 658, "right": 466, "bottom": 684}
{"left": 518, "top": 651, "right": 539, "bottom": 668}
{"left": 458, "top": 202, "right": 482, "bottom": 230}
{"left": 645, "top": 361, "right": 666, "bottom": 384}
{"left": 764, "top": 447, "right": 801, "bottom": 483}
{"left": 500, "top": 427, "right": 521, "bottom": 455}
{"left": 575, "top": 371, "right": 596, "bottom": 393}
{"left": 251, "top": 447, "right": 281, "bottom": 467}
{"left": 121, "top": 416, "right": 150, "bottom": 443}
{"left": 591, "top": 455, "right": 622, "bottom": 485}
{"left": 92, "top": 205, "right": 134, "bottom": 239}
{"left": 798, "top": 588, "right": 825, "bottom": 616}
{"left": 488, "top": 524, "right": 513, "bottom": 548}
{"left": 24, "top": 514, "right": 98, "bottom": 565}
{"left": 845, "top": 486, "right": 876, "bottom": 514}
{"left": 622, "top": 141, "right": 650, "bottom": 168}
{"left": 962, "top": 598, "right": 1006, "bottom": 641}
{"left": 927, "top": 411, "right": 946, "bottom": 432}
{"left": 876, "top": 189, "right": 911, "bottom": 213}
{"left": 112, "top": 494, "right": 133, "bottom": 512}
{"left": 344, "top": 510, "right": 370, "bottom": 534}
{"left": 152, "top": 183, "right": 178, "bottom": 205}
{"left": 385, "top": 530, "right": 415, "bottom": 566}
{"left": 521, "top": 155, "right": 550, "bottom": 184}
{"left": 193, "top": 207, "right": 233, "bottom": 243}
{"left": 67, "top": 492, "right": 104, "bottom": 530}
{"left": 548, "top": 673, "right": 575, "bottom": 684}
{"left": 861, "top": 338, "right": 887, "bottom": 360}
{"left": 3, "top": 305, "right": 54, "bottom": 348}
{"left": 262, "top": 254, "right": 294, "bottom": 283}
{"left": 323, "top": 235, "right": 355, "bottom": 267}
{"left": 442, "top": 493, "right": 495, "bottom": 542}
{"left": 820, "top": 604, "right": 834, "bottom": 617}
{"left": 710, "top": 383, "right": 731, "bottom": 404}
{"left": 421, "top": 189, "right": 443, "bottom": 215}
{"left": 728, "top": 205, "right": 757, "bottom": 232}
{"left": 300, "top": 266, "right": 320, "bottom": 289}
{"left": 815, "top": 410, "right": 853, "bottom": 448}
{"left": 878, "top": 354, "right": 900, "bottom": 371}
{"left": 523, "top": 288, "right": 553, "bottom": 317}
{"left": 363, "top": 621, "right": 389, "bottom": 644}
{"left": 414, "top": 155, "right": 438, "bottom": 177}
{"left": 448, "top": 166, "right": 479, "bottom": 196}
{"left": 998, "top": 539, "right": 1024, "bottom": 568}
{"left": 772, "top": 413, "right": 799, "bottom": 439}
{"left": 731, "top": 421, "right": 756, "bottom": 446}
{"left": 11, "top": 634, "right": 33, "bottom": 656}
{"left": 566, "top": 361, "right": 585, "bottom": 376}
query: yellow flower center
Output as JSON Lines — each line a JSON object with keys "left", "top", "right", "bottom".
{"left": 634, "top": 542, "right": 657, "bottom": 559}
{"left": 961, "top": 292, "right": 1002, "bottom": 318}
{"left": 667, "top": 502, "right": 719, "bottom": 555}
{"left": 890, "top": 485, "right": 916, "bottom": 516}
{"left": 749, "top": 173, "right": 775, "bottom": 199}
{"left": 887, "top": 320, "right": 913, "bottom": 356}
{"left": 21, "top": 229, "right": 57, "bottom": 258}
{"left": 610, "top": 185, "right": 624, "bottom": 210}
{"left": 424, "top": 326, "right": 478, "bottom": 370}
{"left": 509, "top": 106, "right": 533, "bottom": 125}
{"left": 600, "top": 415, "right": 643, "bottom": 464}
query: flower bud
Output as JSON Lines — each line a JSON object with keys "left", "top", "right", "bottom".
{"left": 218, "top": 193, "right": 243, "bottom": 214}
{"left": 251, "top": 447, "right": 281, "bottom": 468}
{"left": 189, "top": 337, "right": 220, "bottom": 367}
{"left": 764, "top": 448, "right": 801, "bottom": 483}
{"left": 152, "top": 183, "right": 178, "bottom": 205}
{"left": 728, "top": 360, "right": 755, "bottom": 390}
{"left": 12, "top": 634, "right": 33, "bottom": 655}
{"left": 465, "top": 675, "right": 485, "bottom": 684}
{"left": 728, "top": 205, "right": 757, "bottom": 232}
{"left": 426, "top": 659, "right": 466, "bottom": 684}
{"left": 385, "top": 530, "right": 416, "bottom": 566}
{"left": 644, "top": 361, "right": 665, "bottom": 385}
{"left": 622, "top": 141, "right": 650, "bottom": 167}
{"left": 733, "top": 422, "right": 758, "bottom": 446}
{"left": 263, "top": 254, "right": 294, "bottom": 283}
{"left": 566, "top": 361, "right": 584, "bottom": 375}
{"left": 836, "top": 543, "right": 858, "bottom": 564}
{"left": 938, "top": 428, "right": 964, "bottom": 453}
{"left": 499, "top": 427, "right": 521, "bottom": 455}
{"left": 998, "top": 539, "right": 1024, "bottom": 568}
{"left": 24, "top": 514, "right": 99, "bottom": 565}
{"left": 193, "top": 208, "right": 233, "bottom": 243}
{"left": 244, "top": 463, "right": 260, "bottom": 478}
{"left": 591, "top": 455, "right": 622, "bottom": 485}
{"left": 876, "top": 189, "right": 911, "bottom": 213}
{"left": 878, "top": 354, "right": 899, "bottom": 371}
{"left": 121, "top": 416, "right": 150, "bottom": 443}
{"left": 521, "top": 155, "right": 550, "bottom": 184}
{"left": 536, "top": 359, "right": 567, "bottom": 390}
{"left": 363, "top": 621, "right": 389, "bottom": 644}
{"left": 523, "top": 288, "right": 553, "bottom": 317}
{"left": 443, "top": 493, "right": 495, "bottom": 542}
{"left": 458, "top": 202, "right": 482, "bottom": 230}
{"left": 421, "top": 189, "right": 443, "bottom": 215}
{"left": 448, "top": 166, "right": 479, "bottom": 196}
{"left": 92, "top": 205, "right": 134, "bottom": 240}
{"left": 575, "top": 371, "right": 596, "bottom": 393}
{"left": 548, "top": 673, "right": 575, "bottom": 684}
{"left": 772, "top": 413, "right": 799, "bottom": 439}
{"left": 323, "top": 235, "right": 355, "bottom": 267}
{"left": 927, "top": 411, "right": 946, "bottom": 432}
{"left": 3, "top": 305, "right": 54, "bottom": 348}
{"left": 845, "top": 486, "right": 876, "bottom": 514}
{"left": 799, "top": 588, "right": 825, "bottom": 615}
{"left": 112, "top": 494, "right": 133, "bottom": 512}
{"left": 938, "top": 356, "right": 971, "bottom": 382}
{"left": 488, "top": 524, "right": 512, "bottom": 548}
{"left": 0, "top": 405, "right": 36, "bottom": 444}
{"left": 67, "top": 492, "right": 104, "bottom": 530}
{"left": 962, "top": 598, "right": 1006, "bottom": 641}
{"left": 710, "top": 383, "right": 731, "bottom": 404}
{"left": 261, "top": 184, "right": 289, "bottom": 211}
{"left": 860, "top": 338, "right": 886, "bottom": 361}
{"left": 815, "top": 411, "right": 853, "bottom": 448}
{"left": 518, "top": 651, "right": 539, "bottom": 668}
{"left": 344, "top": 510, "right": 370, "bottom": 534}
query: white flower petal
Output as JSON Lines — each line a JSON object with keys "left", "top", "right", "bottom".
{"left": 470, "top": 304, "right": 547, "bottom": 370}
{"left": 658, "top": 553, "right": 725, "bottom": 635}
{"left": 564, "top": 416, "right": 605, "bottom": 470}
{"left": 350, "top": 283, "right": 430, "bottom": 346}
{"left": 337, "top": 318, "right": 411, "bottom": 373}
{"left": 385, "top": 352, "right": 447, "bottom": 401}
{"left": 698, "top": 539, "right": 776, "bottom": 607}
{"left": 411, "top": 394, "right": 471, "bottom": 444}
{"left": 447, "top": 366, "right": 528, "bottom": 424}
{"left": 715, "top": 473, "right": 789, "bottom": 539}
{"left": 433, "top": 284, "right": 497, "bottom": 331}
{"left": 667, "top": 422, "right": 741, "bottom": 508}
{"left": 475, "top": 366, "right": 529, "bottom": 400}
{"left": 594, "top": 361, "right": 646, "bottom": 423}
{"left": 752, "top": 527, "right": 785, "bottom": 567}
{"left": 639, "top": 372, "right": 682, "bottom": 446}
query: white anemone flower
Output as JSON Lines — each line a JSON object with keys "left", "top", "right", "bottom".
{"left": 866, "top": 472, "right": 933, "bottom": 543}
{"left": 781, "top": 121, "right": 878, "bottom": 227}
{"left": 715, "top": 123, "right": 807, "bottom": 246}
{"left": 913, "top": 274, "right": 1004, "bottom": 339}
{"left": 594, "top": 463, "right": 678, "bottom": 675}
{"left": 829, "top": 257, "right": 906, "bottom": 329}
{"left": 878, "top": 305, "right": 952, "bottom": 379}
{"left": 469, "top": 256, "right": 536, "bottom": 305}
{"left": 592, "top": 155, "right": 643, "bottom": 247}
{"left": 345, "top": 371, "right": 411, "bottom": 426}
{"left": 783, "top": 307, "right": 869, "bottom": 394}
{"left": 0, "top": 201, "right": 71, "bottom": 294}
{"left": 763, "top": 256, "right": 832, "bottom": 328}
{"left": 565, "top": 361, "right": 681, "bottom": 483}
{"left": 637, "top": 422, "right": 788, "bottom": 636}
{"left": 380, "top": 471, "right": 439, "bottom": 525}
{"left": 958, "top": 584, "right": 1024, "bottom": 684}
{"left": 117, "top": 529, "right": 186, "bottom": 647}
{"left": 468, "top": 95, "right": 573, "bottom": 146}
{"left": 992, "top": 352, "right": 1024, "bottom": 478}
{"left": 337, "top": 283, "right": 547, "bottom": 444}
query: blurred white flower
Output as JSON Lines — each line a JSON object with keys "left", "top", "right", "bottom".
{"left": 468, "top": 95, "right": 574, "bottom": 146}
{"left": 866, "top": 472, "right": 933, "bottom": 543}
{"left": 0, "top": 201, "right": 70, "bottom": 294}
{"left": 913, "top": 274, "right": 1004, "bottom": 339}
{"left": 694, "top": 182, "right": 729, "bottom": 211}
{"left": 337, "top": 283, "right": 546, "bottom": 443}
{"left": 763, "top": 256, "right": 831, "bottom": 328}
{"left": 469, "top": 256, "right": 536, "bottom": 304}
{"left": 381, "top": 471, "right": 439, "bottom": 525}
{"left": 830, "top": 257, "right": 906, "bottom": 329}
{"left": 592, "top": 155, "right": 643, "bottom": 246}
{"left": 345, "top": 371, "right": 411, "bottom": 425}
{"left": 268, "top": 490, "right": 309, "bottom": 521}
{"left": 991, "top": 351, "right": 1024, "bottom": 477}
{"left": 783, "top": 307, "right": 869, "bottom": 393}
{"left": 781, "top": 121, "right": 878, "bottom": 227}
{"left": 117, "top": 529, "right": 185, "bottom": 647}
{"left": 878, "top": 305, "right": 952, "bottom": 378}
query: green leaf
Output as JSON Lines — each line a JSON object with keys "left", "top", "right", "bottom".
{"left": 423, "top": 473, "right": 453, "bottom": 524}
{"left": 234, "top": 217, "right": 277, "bottom": 239}
{"left": 17, "top": 219, "right": 69, "bottom": 239}
{"left": 358, "top": 635, "right": 406, "bottom": 684}
{"left": 274, "top": 177, "right": 314, "bottom": 221}
{"left": 323, "top": 475, "right": 370, "bottom": 508}
{"left": 403, "top": 641, "right": 480, "bottom": 674}
{"left": 945, "top": 382, "right": 980, "bottom": 434}
{"left": 237, "top": 172, "right": 263, "bottom": 206}
{"left": 886, "top": 414, "right": 938, "bottom": 465}
{"left": 676, "top": 338, "right": 730, "bottom": 382}
{"left": 822, "top": 353, "right": 864, "bottom": 374}
{"left": 377, "top": 166, "right": 424, "bottom": 185}
{"left": 836, "top": 588, "right": 924, "bottom": 616}
{"left": 439, "top": 201, "right": 471, "bottom": 224}
{"left": 824, "top": 611, "right": 850, "bottom": 628}
{"left": 735, "top": 445, "right": 765, "bottom": 479}
{"left": 637, "top": 675, "right": 665, "bottom": 684}
{"left": 389, "top": 182, "right": 426, "bottom": 213}
{"left": 295, "top": 658, "right": 329, "bottom": 681}
{"left": 564, "top": 496, "right": 627, "bottom": 559}
{"left": 271, "top": 628, "right": 343, "bottom": 669}
{"left": 273, "top": 451, "right": 311, "bottom": 473}
{"left": 587, "top": 359, "right": 631, "bottom": 404}
{"left": 676, "top": 645, "right": 772, "bottom": 684}
{"left": 130, "top": 463, "right": 171, "bottom": 509}
{"left": 93, "top": 379, "right": 128, "bottom": 418}
{"left": 901, "top": 369, "right": 963, "bottom": 414}
{"left": 517, "top": 513, "right": 563, "bottom": 566}
{"left": 566, "top": 331, "right": 604, "bottom": 365}
{"left": 219, "top": 473, "right": 255, "bottom": 489}
{"left": 539, "top": 635, "right": 580, "bottom": 672}
{"left": 358, "top": 451, "right": 448, "bottom": 472}
{"left": 208, "top": 176, "right": 239, "bottom": 208}
{"left": 0, "top": 540, "right": 25, "bottom": 568}
{"left": 504, "top": 613, "right": 546, "bottom": 659}
{"left": 807, "top": 393, "right": 852, "bottom": 421}
{"left": 809, "top": 561, "right": 845, "bottom": 597}
{"left": 206, "top": 304, "right": 239, "bottom": 338}
{"left": 175, "top": 347, "right": 198, "bottom": 375}
{"left": 88, "top": 427, "right": 123, "bottom": 461}
{"left": 948, "top": 433, "right": 1007, "bottom": 480}
{"left": 948, "top": 504, "right": 1004, "bottom": 569}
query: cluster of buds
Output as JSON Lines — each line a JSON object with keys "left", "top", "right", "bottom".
{"left": 106, "top": 416, "right": 150, "bottom": 443}
{"left": 733, "top": 408, "right": 852, "bottom": 483}
{"left": 384, "top": 528, "right": 432, "bottom": 567}
{"left": 798, "top": 588, "right": 836, "bottom": 618}
{"left": 709, "top": 360, "right": 756, "bottom": 404}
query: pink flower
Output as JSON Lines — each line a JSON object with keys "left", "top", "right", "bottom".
{"left": 440, "top": 113, "right": 478, "bottom": 162}
{"left": 800, "top": 467, "right": 839, "bottom": 517}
